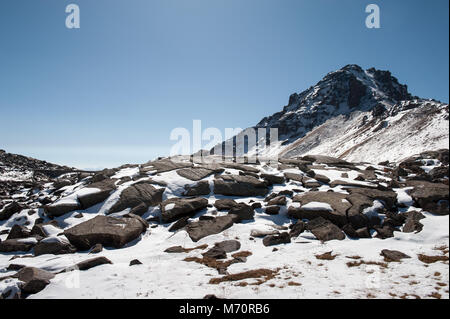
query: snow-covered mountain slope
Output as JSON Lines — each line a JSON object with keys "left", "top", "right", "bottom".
{"left": 280, "top": 100, "right": 449, "bottom": 163}
{"left": 216, "top": 65, "right": 449, "bottom": 163}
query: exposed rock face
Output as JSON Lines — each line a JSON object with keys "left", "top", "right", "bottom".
{"left": 160, "top": 197, "right": 209, "bottom": 223}
{"left": 64, "top": 215, "right": 148, "bottom": 250}
{"left": 214, "top": 175, "right": 269, "bottom": 197}
{"left": 108, "top": 182, "right": 165, "bottom": 215}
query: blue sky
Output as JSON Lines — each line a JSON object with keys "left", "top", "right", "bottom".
{"left": 0, "top": 0, "right": 448, "bottom": 169}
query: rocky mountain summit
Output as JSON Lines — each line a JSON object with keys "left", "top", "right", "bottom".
{"left": 217, "top": 65, "right": 449, "bottom": 163}
{"left": 0, "top": 149, "right": 448, "bottom": 299}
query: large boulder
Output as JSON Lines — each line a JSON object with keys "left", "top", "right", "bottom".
{"left": 108, "top": 182, "right": 165, "bottom": 215}
{"left": 34, "top": 237, "right": 77, "bottom": 256}
{"left": 64, "top": 215, "right": 148, "bottom": 250}
{"left": 406, "top": 181, "right": 449, "bottom": 215}
{"left": 290, "top": 192, "right": 350, "bottom": 227}
{"left": 214, "top": 240, "right": 241, "bottom": 253}
{"left": 262, "top": 232, "right": 291, "bottom": 246}
{"left": 228, "top": 203, "right": 255, "bottom": 222}
{"left": 214, "top": 199, "right": 239, "bottom": 211}
{"left": 186, "top": 215, "right": 238, "bottom": 242}
{"left": 183, "top": 181, "right": 211, "bottom": 196}
{"left": 6, "top": 225, "right": 31, "bottom": 240}
{"left": 77, "top": 179, "right": 116, "bottom": 209}
{"left": 160, "top": 197, "right": 209, "bottom": 223}
{"left": 16, "top": 267, "right": 55, "bottom": 295}
{"left": 306, "top": 217, "right": 345, "bottom": 242}
{"left": 403, "top": 211, "right": 425, "bottom": 233}
{"left": 0, "top": 202, "right": 24, "bottom": 221}
{"left": 213, "top": 175, "right": 269, "bottom": 197}
{"left": 261, "top": 174, "right": 285, "bottom": 185}
{"left": 346, "top": 188, "right": 397, "bottom": 210}
{"left": 0, "top": 238, "right": 38, "bottom": 253}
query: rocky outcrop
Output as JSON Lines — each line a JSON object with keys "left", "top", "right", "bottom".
{"left": 64, "top": 215, "right": 148, "bottom": 250}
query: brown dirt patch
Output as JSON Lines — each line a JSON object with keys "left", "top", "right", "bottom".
{"left": 209, "top": 268, "right": 279, "bottom": 285}
{"left": 417, "top": 254, "right": 449, "bottom": 264}
{"left": 346, "top": 260, "right": 388, "bottom": 268}
{"left": 232, "top": 251, "right": 253, "bottom": 259}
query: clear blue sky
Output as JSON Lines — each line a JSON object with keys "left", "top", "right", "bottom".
{"left": 1, "top": 0, "right": 448, "bottom": 169}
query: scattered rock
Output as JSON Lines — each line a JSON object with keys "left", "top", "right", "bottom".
{"left": 380, "top": 249, "right": 411, "bottom": 262}
{"left": 75, "top": 256, "right": 112, "bottom": 271}
{"left": 129, "top": 259, "right": 143, "bottom": 266}
{"left": 214, "top": 240, "right": 241, "bottom": 253}
{"left": 262, "top": 232, "right": 291, "bottom": 246}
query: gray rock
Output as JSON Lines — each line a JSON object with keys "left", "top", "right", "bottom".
{"left": 108, "top": 181, "right": 165, "bottom": 215}
{"left": 306, "top": 217, "right": 345, "bottom": 242}
{"left": 214, "top": 199, "right": 239, "bottom": 211}
{"left": 17, "top": 267, "right": 55, "bottom": 295}
{"left": 64, "top": 215, "right": 148, "bottom": 250}
{"left": 186, "top": 215, "right": 238, "bottom": 242}
{"left": 214, "top": 240, "right": 241, "bottom": 253}
{"left": 34, "top": 238, "right": 76, "bottom": 256}
{"left": 380, "top": 249, "right": 411, "bottom": 262}
{"left": 214, "top": 175, "right": 269, "bottom": 197}
{"left": 183, "top": 181, "right": 211, "bottom": 196}
{"left": 228, "top": 203, "right": 255, "bottom": 222}
{"left": 160, "top": 197, "right": 209, "bottom": 223}
{"left": 263, "top": 232, "right": 291, "bottom": 246}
